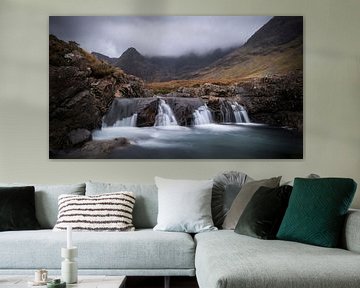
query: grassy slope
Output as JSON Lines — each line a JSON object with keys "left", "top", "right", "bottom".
{"left": 146, "top": 36, "right": 302, "bottom": 93}
{"left": 192, "top": 36, "right": 302, "bottom": 80}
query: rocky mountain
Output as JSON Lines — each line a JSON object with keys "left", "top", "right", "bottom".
{"left": 91, "top": 52, "right": 117, "bottom": 64}
{"left": 191, "top": 16, "right": 303, "bottom": 80}
{"left": 114, "top": 47, "right": 160, "bottom": 81}
{"left": 49, "top": 35, "right": 146, "bottom": 151}
{"left": 93, "top": 47, "right": 234, "bottom": 82}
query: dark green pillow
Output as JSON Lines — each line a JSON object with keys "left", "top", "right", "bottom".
{"left": 235, "top": 185, "right": 292, "bottom": 239}
{"left": 277, "top": 178, "right": 357, "bottom": 247}
{"left": 0, "top": 186, "right": 41, "bottom": 231}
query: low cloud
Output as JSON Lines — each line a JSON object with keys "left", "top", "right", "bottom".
{"left": 50, "top": 16, "right": 272, "bottom": 58}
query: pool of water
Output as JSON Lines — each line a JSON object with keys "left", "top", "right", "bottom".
{"left": 91, "top": 123, "right": 303, "bottom": 159}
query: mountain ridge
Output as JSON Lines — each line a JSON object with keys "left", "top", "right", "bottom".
{"left": 191, "top": 16, "right": 303, "bottom": 80}
{"left": 92, "top": 46, "right": 236, "bottom": 82}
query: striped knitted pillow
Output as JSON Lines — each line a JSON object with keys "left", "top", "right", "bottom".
{"left": 53, "top": 192, "right": 135, "bottom": 231}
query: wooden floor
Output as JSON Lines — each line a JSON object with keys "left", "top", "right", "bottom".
{"left": 126, "top": 276, "right": 199, "bottom": 288}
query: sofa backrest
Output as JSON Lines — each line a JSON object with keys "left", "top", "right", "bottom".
{"left": 86, "top": 181, "right": 158, "bottom": 229}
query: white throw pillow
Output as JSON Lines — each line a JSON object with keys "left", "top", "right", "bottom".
{"left": 53, "top": 192, "right": 135, "bottom": 231}
{"left": 153, "top": 177, "right": 217, "bottom": 233}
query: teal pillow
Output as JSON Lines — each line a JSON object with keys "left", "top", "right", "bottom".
{"left": 277, "top": 178, "right": 357, "bottom": 247}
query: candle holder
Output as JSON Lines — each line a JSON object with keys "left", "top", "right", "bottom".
{"left": 61, "top": 247, "right": 78, "bottom": 284}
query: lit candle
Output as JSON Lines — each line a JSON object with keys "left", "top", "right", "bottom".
{"left": 67, "top": 225, "right": 72, "bottom": 249}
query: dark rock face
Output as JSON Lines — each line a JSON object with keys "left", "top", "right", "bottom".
{"left": 165, "top": 97, "right": 203, "bottom": 126}
{"left": 51, "top": 138, "right": 130, "bottom": 159}
{"left": 68, "top": 129, "right": 92, "bottom": 146}
{"left": 49, "top": 35, "right": 146, "bottom": 149}
{"left": 137, "top": 99, "right": 158, "bottom": 127}
{"left": 244, "top": 16, "right": 303, "bottom": 49}
{"left": 240, "top": 73, "right": 303, "bottom": 131}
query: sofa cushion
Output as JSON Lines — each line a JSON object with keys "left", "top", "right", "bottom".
{"left": 86, "top": 181, "right": 158, "bottom": 229}
{"left": 0, "top": 183, "right": 86, "bottom": 228}
{"left": 0, "top": 229, "right": 195, "bottom": 271}
{"left": 342, "top": 209, "right": 360, "bottom": 253}
{"left": 0, "top": 186, "right": 40, "bottom": 231}
{"left": 154, "top": 177, "right": 216, "bottom": 233}
{"left": 53, "top": 192, "right": 136, "bottom": 232}
{"left": 212, "top": 171, "right": 252, "bottom": 228}
{"left": 222, "top": 176, "right": 281, "bottom": 229}
{"left": 195, "top": 230, "right": 360, "bottom": 288}
{"left": 277, "top": 178, "right": 357, "bottom": 247}
{"left": 234, "top": 185, "right": 292, "bottom": 239}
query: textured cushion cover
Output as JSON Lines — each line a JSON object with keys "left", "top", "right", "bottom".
{"left": 222, "top": 176, "right": 281, "bottom": 229}
{"left": 0, "top": 183, "right": 85, "bottom": 228}
{"left": 0, "top": 186, "right": 40, "bottom": 231}
{"left": 277, "top": 178, "right": 357, "bottom": 247}
{"left": 53, "top": 192, "right": 135, "bottom": 231}
{"left": 154, "top": 177, "right": 216, "bottom": 233}
{"left": 86, "top": 181, "right": 157, "bottom": 229}
{"left": 195, "top": 230, "right": 360, "bottom": 288}
{"left": 235, "top": 185, "right": 292, "bottom": 239}
{"left": 212, "top": 171, "right": 252, "bottom": 228}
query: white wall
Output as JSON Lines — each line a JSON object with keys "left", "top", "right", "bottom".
{"left": 0, "top": 0, "right": 359, "bottom": 208}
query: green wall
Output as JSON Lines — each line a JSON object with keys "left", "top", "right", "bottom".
{"left": 0, "top": 0, "right": 359, "bottom": 208}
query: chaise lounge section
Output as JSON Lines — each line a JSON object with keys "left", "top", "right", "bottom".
{"left": 195, "top": 213, "right": 360, "bottom": 288}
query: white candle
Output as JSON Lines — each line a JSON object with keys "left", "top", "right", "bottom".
{"left": 67, "top": 225, "right": 72, "bottom": 249}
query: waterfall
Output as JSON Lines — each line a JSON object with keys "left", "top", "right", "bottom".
{"left": 102, "top": 97, "right": 250, "bottom": 128}
{"left": 102, "top": 98, "right": 139, "bottom": 127}
{"left": 219, "top": 100, "right": 250, "bottom": 124}
{"left": 193, "top": 105, "right": 213, "bottom": 125}
{"left": 231, "top": 102, "right": 250, "bottom": 123}
{"left": 154, "top": 99, "right": 178, "bottom": 126}
{"left": 113, "top": 114, "right": 138, "bottom": 127}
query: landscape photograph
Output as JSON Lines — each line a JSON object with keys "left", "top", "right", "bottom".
{"left": 49, "top": 16, "right": 303, "bottom": 159}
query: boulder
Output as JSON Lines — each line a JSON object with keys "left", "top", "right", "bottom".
{"left": 68, "top": 129, "right": 92, "bottom": 146}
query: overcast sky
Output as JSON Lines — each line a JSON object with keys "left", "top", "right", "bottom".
{"left": 49, "top": 16, "right": 272, "bottom": 58}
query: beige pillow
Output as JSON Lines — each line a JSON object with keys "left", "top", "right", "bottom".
{"left": 222, "top": 176, "right": 281, "bottom": 230}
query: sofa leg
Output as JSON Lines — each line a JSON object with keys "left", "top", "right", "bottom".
{"left": 164, "top": 276, "right": 170, "bottom": 288}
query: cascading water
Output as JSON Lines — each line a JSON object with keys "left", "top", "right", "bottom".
{"left": 101, "top": 97, "right": 250, "bottom": 129}
{"left": 113, "top": 114, "right": 138, "bottom": 127}
{"left": 102, "top": 98, "right": 139, "bottom": 127}
{"left": 220, "top": 100, "right": 250, "bottom": 124}
{"left": 193, "top": 104, "right": 213, "bottom": 125}
{"left": 154, "top": 99, "right": 178, "bottom": 126}
{"left": 231, "top": 102, "right": 250, "bottom": 123}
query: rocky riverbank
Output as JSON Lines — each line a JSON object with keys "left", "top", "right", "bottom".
{"left": 49, "top": 35, "right": 148, "bottom": 151}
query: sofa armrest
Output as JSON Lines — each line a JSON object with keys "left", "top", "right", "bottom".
{"left": 342, "top": 209, "right": 360, "bottom": 253}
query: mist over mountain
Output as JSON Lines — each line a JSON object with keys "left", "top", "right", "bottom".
{"left": 91, "top": 16, "right": 302, "bottom": 83}
{"left": 92, "top": 46, "right": 235, "bottom": 82}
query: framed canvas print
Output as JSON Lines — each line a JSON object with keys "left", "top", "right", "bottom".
{"left": 49, "top": 16, "right": 303, "bottom": 159}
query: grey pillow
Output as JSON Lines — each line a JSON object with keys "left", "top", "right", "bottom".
{"left": 212, "top": 171, "right": 252, "bottom": 228}
{"left": 86, "top": 181, "right": 158, "bottom": 229}
{"left": 0, "top": 183, "right": 85, "bottom": 228}
{"left": 154, "top": 177, "right": 217, "bottom": 233}
{"left": 283, "top": 173, "right": 320, "bottom": 186}
{"left": 222, "top": 176, "right": 281, "bottom": 230}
